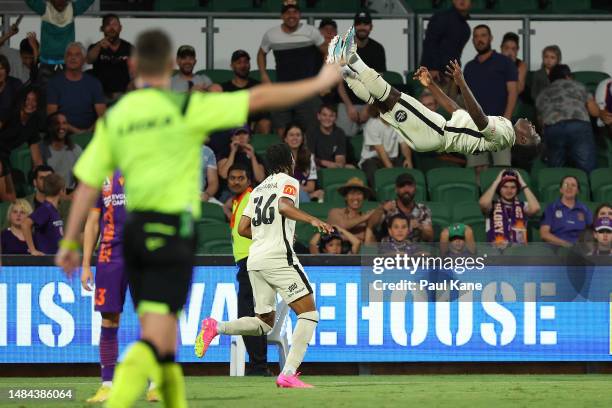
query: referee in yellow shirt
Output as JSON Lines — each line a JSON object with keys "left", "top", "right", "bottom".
{"left": 227, "top": 162, "right": 270, "bottom": 376}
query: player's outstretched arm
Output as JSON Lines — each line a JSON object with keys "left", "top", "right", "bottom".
{"left": 248, "top": 64, "right": 341, "bottom": 114}
{"left": 278, "top": 197, "right": 334, "bottom": 234}
{"left": 237, "top": 215, "right": 252, "bottom": 239}
{"left": 55, "top": 183, "right": 100, "bottom": 277}
{"left": 445, "top": 60, "right": 489, "bottom": 131}
{"left": 413, "top": 66, "right": 460, "bottom": 114}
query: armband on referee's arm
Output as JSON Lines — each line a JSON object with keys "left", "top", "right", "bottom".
{"left": 59, "top": 239, "right": 81, "bottom": 251}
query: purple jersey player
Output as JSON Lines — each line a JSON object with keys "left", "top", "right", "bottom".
{"left": 80, "top": 171, "right": 159, "bottom": 403}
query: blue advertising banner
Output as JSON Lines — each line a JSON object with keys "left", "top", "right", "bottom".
{"left": 0, "top": 264, "right": 611, "bottom": 362}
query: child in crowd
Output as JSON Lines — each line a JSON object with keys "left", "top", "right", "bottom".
{"left": 440, "top": 223, "right": 476, "bottom": 257}
{"left": 309, "top": 226, "right": 361, "bottom": 254}
{"left": 22, "top": 173, "right": 65, "bottom": 255}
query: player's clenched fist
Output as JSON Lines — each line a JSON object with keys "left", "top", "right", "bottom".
{"left": 55, "top": 247, "right": 81, "bottom": 277}
{"left": 413, "top": 66, "right": 433, "bottom": 88}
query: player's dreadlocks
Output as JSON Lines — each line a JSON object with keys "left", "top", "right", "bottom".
{"left": 266, "top": 143, "right": 294, "bottom": 175}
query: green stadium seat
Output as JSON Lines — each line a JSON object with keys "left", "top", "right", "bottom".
{"left": 427, "top": 167, "right": 478, "bottom": 202}
{"left": 195, "top": 222, "right": 232, "bottom": 254}
{"left": 584, "top": 201, "right": 603, "bottom": 216}
{"left": 480, "top": 167, "right": 532, "bottom": 200}
{"left": 0, "top": 201, "right": 10, "bottom": 228}
{"left": 197, "top": 69, "right": 234, "bottom": 84}
{"left": 413, "top": 153, "right": 461, "bottom": 173}
{"left": 320, "top": 168, "right": 368, "bottom": 205}
{"left": 348, "top": 133, "right": 363, "bottom": 165}
{"left": 382, "top": 71, "right": 404, "bottom": 85}
{"left": 404, "top": 0, "right": 445, "bottom": 12}
{"left": 423, "top": 201, "right": 451, "bottom": 239}
{"left": 590, "top": 168, "right": 612, "bottom": 202}
{"left": 155, "top": 0, "right": 197, "bottom": 11}
{"left": 250, "top": 70, "right": 276, "bottom": 83}
{"left": 573, "top": 71, "right": 611, "bottom": 95}
{"left": 300, "top": 202, "right": 335, "bottom": 221}
{"left": 512, "top": 100, "right": 536, "bottom": 123}
{"left": 548, "top": 0, "right": 593, "bottom": 13}
{"left": 251, "top": 133, "right": 279, "bottom": 156}
{"left": 200, "top": 202, "right": 227, "bottom": 224}
{"left": 374, "top": 168, "right": 426, "bottom": 202}
{"left": 452, "top": 201, "right": 486, "bottom": 242}
{"left": 9, "top": 145, "right": 32, "bottom": 180}
{"left": 493, "top": 0, "right": 539, "bottom": 13}
{"left": 503, "top": 245, "right": 555, "bottom": 256}
{"left": 295, "top": 222, "right": 317, "bottom": 246}
{"left": 307, "top": 0, "right": 362, "bottom": 12}
{"left": 536, "top": 167, "right": 590, "bottom": 203}
{"left": 73, "top": 132, "right": 94, "bottom": 150}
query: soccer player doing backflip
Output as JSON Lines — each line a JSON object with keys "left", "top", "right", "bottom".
{"left": 195, "top": 143, "right": 333, "bottom": 389}
{"left": 327, "top": 27, "right": 540, "bottom": 155}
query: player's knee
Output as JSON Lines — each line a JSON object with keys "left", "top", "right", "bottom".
{"left": 297, "top": 310, "right": 319, "bottom": 324}
{"left": 257, "top": 312, "right": 275, "bottom": 332}
{"left": 101, "top": 312, "right": 120, "bottom": 327}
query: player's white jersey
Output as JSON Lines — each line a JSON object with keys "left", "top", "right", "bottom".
{"left": 443, "top": 110, "right": 516, "bottom": 154}
{"left": 243, "top": 172, "right": 300, "bottom": 271}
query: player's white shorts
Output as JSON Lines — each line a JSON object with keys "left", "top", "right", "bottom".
{"left": 248, "top": 264, "right": 312, "bottom": 314}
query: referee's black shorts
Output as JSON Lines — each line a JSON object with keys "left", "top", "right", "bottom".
{"left": 123, "top": 211, "right": 196, "bottom": 314}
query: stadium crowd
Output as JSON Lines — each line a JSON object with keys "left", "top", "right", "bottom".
{"left": 0, "top": 0, "right": 611, "bottom": 257}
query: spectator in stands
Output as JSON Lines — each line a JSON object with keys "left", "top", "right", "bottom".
{"left": 463, "top": 24, "right": 518, "bottom": 174}
{"left": 440, "top": 223, "right": 476, "bottom": 257}
{"left": 578, "top": 203, "right": 612, "bottom": 254}
{"left": 420, "top": 0, "right": 471, "bottom": 97}
{"left": 371, "top": 173, "right": 434, "bottom": 242}
{"left": 282, "top": 122, "right": 323, "bottom": 202}
{"left": 0, "top": 86, "right": 44, "bottom": 189}
{"left": 419, "top": 89, "right": 439, "bottom": 112}
{"left": 41, "top": 112, "right": 82, "bottom": 190}
{"left": 316, "top": 18, "right": 339, "bottom": 106}
{"left": 375, "top": 214, "right": 418, "bottom": 254}
{"left": 307, "top": 104, "right": 349, "bottom": 169}
{"left": 479, "top": 169, "right": 540, "bottom": 247}
{"left": 594, "top": 75, "right": 612, "bottom": 139}
{"left": 500, "top": 32, "right": 527, "bottom": 95}
{"left": 0, "top": 55, "right": 23, "bottom": 126}
{"left": 87, "top": 14, "right": 133, "bottom": 100}
{"left": 540, "top": 175, "right": 593, "bottom": 248}
{"left": 258, "top": 1, "right": 326, "bottom": 135}
{"left": 217, "top": 126, "right": 265, "bottom": 201}
{"left": 0, "top": 24, "right": 39, "bottom": 84}
{"left": 327, "top": 177, "right": 376, "bottom": 243}
{"left": 222, "top": 162, "right": 252, "bottom": 221}
{"left": 535, "top": 64, "right": 606, "bottom": 174}
{"left": 531, "top": 45, "right": 561, "bottom": 101}
{"left": 24, "top": 164, "right": 70, "bottom": 223}
{"left": 21, "top": 173, "right": 65, "bottom": 255}
{"left": 337, "top": 10, "right": 387, "bottom": 137}
{"left": 201, "top": 144, "right": 220, "bottom": 205}
{"left": 588, "top": 217, "right": 612, "bottom": 256}
{"left": 309, "top": 226, "right": 360, "bottom": 255}
{"left": 47, "top": 43, "right": 106, "bottom": 134}
{"left": 359, "top": 104, "right": 412, "bottom": 188}
{"left": 221, "top": 50, "right": 271, "bottom": 134}
{"left": 171, "top": 45, "right": 221, "bottom": 93}
{"left": 26, "top": 0, "right": 95, "bottom": 82}
{"left": 1, "top": 199, "right": 34, "bottom": 254}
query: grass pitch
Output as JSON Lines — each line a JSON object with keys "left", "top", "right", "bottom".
{"left": 0, "top": 375, "right": 610, "bottom": 407}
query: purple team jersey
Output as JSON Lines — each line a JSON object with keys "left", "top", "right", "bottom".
{"left": 94, "top": 171, "right": 128, "bottom": 313}
{"left": 1, "top": 229, "right": 29, "bottom": 254}
{"left": 30, "top": 201, "right": 63, "bottom": 254}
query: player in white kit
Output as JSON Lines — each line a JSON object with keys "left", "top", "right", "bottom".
{"left": 328, "top": 27, "right": 540, "bottom": 155}
{"left": 195, "top": 143, "right": 333, "bottom": 389}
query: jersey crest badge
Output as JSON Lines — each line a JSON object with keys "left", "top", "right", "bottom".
{"left": 283, "top": 184, "right": 297, "bottom": 197}
{"left": 395, "top": 110, "right": 408, "bottom": 123}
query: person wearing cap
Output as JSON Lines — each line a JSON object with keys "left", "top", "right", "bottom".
{"left": 170, "top": 44, "right": 222, "bottom": 93}
{"left": 440, "top": 223, "right": 476, "bottom": 257}
{"left": 217, "top": 126, "right": 266, "bottom": 201}
{"left": 327, "top": 177, "right": 377, "bottom": 243}
{"left": 258, "top": 0, "right": 327, "bottom": 135}
{"left": 315, "top": 18, "right": 338, "bottom": 74}
{"left": 336, "top": 10, "right": 387, "bottom": 137}
{"left": 309, "top": 225, "right": 361, "bottom": 255}
{"left": 540, "top": 175, "right": 593, "bottom": 248}
{"left": 222, "top": 49, "right": 272, "bottom": 134}
{"left": 479, "top": 169, "right": 540, "bottom": 247}
{"left": 87, "top": 14, "right": 133, "bottom": 99}
{"left": 589, "top": 217, "right": 612, "bottom": 256}
{"left": 420, "top": 0, "right": 471, "bottom": 95}
{"left": 371, "top": 173, "right": 433, "bottom": 242}
{"left": 359, "top": 104, "right": 413, "bottom": 187}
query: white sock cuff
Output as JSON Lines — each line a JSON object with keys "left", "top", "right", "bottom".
{"left": 297, "top": 311, "right": 319, "bottom": 323}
